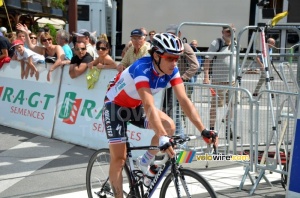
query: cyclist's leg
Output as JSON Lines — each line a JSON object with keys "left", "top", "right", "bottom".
{"left": 130, "top": 107, "right": 175, "bottom": 157}
{"left": 148, "top": 109, "right": 176, "bottom": 156}
{"left": 109, "top": 143, "right": 127, "bottom": 198}
{"left": 86, "top": 148, "right": 131, "bottom": 198}
{"left": 103, "top": 102, "right": 129, "bottom": 198}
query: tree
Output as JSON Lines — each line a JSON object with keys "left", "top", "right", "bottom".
{"left": 51, "top": 0, "right": 66, "bottom": 11}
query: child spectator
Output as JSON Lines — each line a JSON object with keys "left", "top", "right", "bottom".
{"left": 10, "top": 40, "right": 45, "bottom": 80}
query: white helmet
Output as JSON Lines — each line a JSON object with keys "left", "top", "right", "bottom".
{"left": 152, "top": 33, "right": 184, "bottom": 55}
{"left": 0, "top": 27, "right": 7, "bottom": 34}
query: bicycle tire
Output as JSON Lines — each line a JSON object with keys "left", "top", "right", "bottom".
{"left": 86, "top": 148, "right": 132, "bottom": 198}
{"left": 159, "top": 168, "right": 217, "bottom": 198}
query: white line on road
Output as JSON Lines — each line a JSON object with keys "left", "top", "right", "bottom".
{"left": 0, "top": 136, "right": 74, "bottom": 194}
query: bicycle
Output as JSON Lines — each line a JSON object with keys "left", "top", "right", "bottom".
{"left": 86, "top": 135, "right": 218, "bottom": 198}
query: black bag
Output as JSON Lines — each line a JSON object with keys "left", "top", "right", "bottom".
{"left": 209, "top": 38, "right": 224, "bottom": 77}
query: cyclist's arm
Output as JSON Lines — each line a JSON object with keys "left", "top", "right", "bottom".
{"left": 173, "top": 83, "right": 206, "bottom": 133}
{"left": 137, "top": 87, "right": 168, "bottom": 137}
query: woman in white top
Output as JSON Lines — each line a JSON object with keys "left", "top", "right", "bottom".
{"left": 16, "top": 23, "right": 66, "bottom": 82}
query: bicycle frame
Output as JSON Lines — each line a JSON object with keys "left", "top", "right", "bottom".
{"left": 125, "top": 141, "right": 183, "bottom": 198}
{"left": 126, "top": 142, "right": 171, "bottom": 198}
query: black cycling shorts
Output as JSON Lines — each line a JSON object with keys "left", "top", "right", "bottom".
{"left": 102, "top": 101, "right": 148, "bottom": 144}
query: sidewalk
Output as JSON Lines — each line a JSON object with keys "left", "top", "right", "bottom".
{"left": 183, "top": 160, "right": 286, "bottom": 198}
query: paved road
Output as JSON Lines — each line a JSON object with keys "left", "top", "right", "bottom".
{"left": 0, "top": 125, "right": 286, "bottom": 198}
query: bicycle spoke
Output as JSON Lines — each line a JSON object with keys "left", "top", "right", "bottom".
{"left": 160, "top": 169, "right": 217, "bottom": 198}
{"left": 87, "top": 149, "right": 133, "bottom": 198}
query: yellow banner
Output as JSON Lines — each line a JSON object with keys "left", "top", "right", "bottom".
{"left": 0, "top": 0, "right": 3, "bottom": 7}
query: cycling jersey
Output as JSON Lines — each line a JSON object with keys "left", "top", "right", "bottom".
{"left": 105, "top": 56, "right": 183, "bottom": 108}
{"left": 103, "top": 56, "right": 183, "bottom": 143}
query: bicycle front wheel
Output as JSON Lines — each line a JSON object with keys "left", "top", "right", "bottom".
{"left": 86, "top": 149, "right": 132, "bottom": 198}
{"left": 160, "top": 168, "right": 217, "bottom": 198}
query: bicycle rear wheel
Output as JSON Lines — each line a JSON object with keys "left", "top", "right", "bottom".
{"left": 86, "top": 149, "right": 132, "bottom": 198}
{"left": 160, "top": 168, "right": 217, "bottom": 198}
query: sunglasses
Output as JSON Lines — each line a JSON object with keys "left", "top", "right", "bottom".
{"left": 42, "top": 38, "right": 52, "bottom": 42}
{"left": 75, "top": 47, "right": 86, "bottom": 51}
{"left": 149, "top": 33, "right": 155, "bottom": 36}
{"left": 30, "top": 36, "right": 37, "bottom": 39}
{"left": 96, "top": 47, "right": 107, "bottom": 51}
{"left": 159, "top": 54, "right": 180, "bottom": 62}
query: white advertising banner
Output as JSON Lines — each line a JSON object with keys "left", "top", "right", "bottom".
{"left": 53, "top": 66, "right": 162, "bottom": 157}
{"left": 0, "top": 61, "right": 62, "bottom": 138}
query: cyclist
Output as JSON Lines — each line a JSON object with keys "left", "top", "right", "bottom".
{"left": 103, "top": 33, "right": 218, "bottom": 198}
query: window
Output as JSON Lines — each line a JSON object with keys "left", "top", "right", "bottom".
{"left": 78, "top": 5, "right": 89, "bottom": 21}
{"left": 262, "top": 0, "right": 283, "bottom": 19}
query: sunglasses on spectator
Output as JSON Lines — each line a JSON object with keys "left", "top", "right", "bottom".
{"left": 42, "top": 38, "right": 52, "bottom": 42}
{"left": 159, "top": 54, "right": 180, "bottom": 62}
{"left": 75, "top": 47, "right": 86, "bottom": 51}
{"left": 30, "top": 36, "right": 37, "bottom": 39}
{"left": 96, "top": 46, "right": 107, "bottom": 51}
{"left": 149, "top": 33, "right": 155, "bottom": 36}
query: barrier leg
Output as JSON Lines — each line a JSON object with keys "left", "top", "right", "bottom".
{"left": 239, "top": 165, "right": 255, "bottom": 190}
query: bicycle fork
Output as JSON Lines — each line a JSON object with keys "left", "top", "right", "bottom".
{"left": 172, "top": 163, "right": 192, "bottom": 198}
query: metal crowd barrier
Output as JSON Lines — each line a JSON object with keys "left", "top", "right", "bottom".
{"left": 162, "top": 23, "right": 300, "bottom": 195}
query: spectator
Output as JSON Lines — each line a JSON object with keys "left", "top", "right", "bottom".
{"left": 163, "top": 24, "right": 199, "bottom": 136}
{"left": 10, "top": 40, "right": 45, "bottom": 80}
{"left": 148, "top": 30, "right": 156, "bottom": 44}
{"left": 89, "top": 31, "right": 99, "bottom": 59}
{"left": 190, "top": 39, "right": 203, "bottom": 81}
{"left": 117, "top": 28, "right": 150, "bottom": 72}
{"left": 43, "top": 26, "right": 50, "bottom": 33}
{"left": 74, "top": 29, "right": 97, "bottom": 60}
{"left": 37, "top": 28, "right": 45, "bottom": 46}
{"left": 69, "top": 32, "right": 77, "bottom": 54}
{"left": 0, "top": 32, "right": 13, "bottom": 69}
{"left": 88, "top": 40, "right": 117, "bottom": 70}
{"left": 203, "top": 24, "right": 237, "bottom": 140}
{"left": 140, "top": 27, "right": 148, "bottom": 41}
{"left": 29, "top": 32, "right": 38, "bottom": 47}
{"left": 7, "top": 32, "right": 17, "bottom": 43}
{"left": 69, "top": 41, "right": 93, "bottom": 79}
{"left": 0, "top": 27, "right": 7, "bottom": 36}
{"left": 56, "top": 29, "right": 73, "bottom": 64}
{"left": 17, "top": 31, "right": 27, "bottom": 47}
{"left": 121, "top": 28, "right": 150, "bottom": 58}
{"left": 16, "top": 23, "right": 65, "bottom": 82}
{"left": 253, "top": 38, "right": 275, "bottom": 97}
{"left": 98, "top": 33, "right": 108, "bottom": 42}
{"left": 121, "top": 41, "right": 132, "bottom": 58}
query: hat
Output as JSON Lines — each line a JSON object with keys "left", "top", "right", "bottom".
{"left": 74, "top": 29, "right": 90, "bottom": 37}
{"left": 222, "top": 24, "right": 236, "bottom": 31}
{"left": 0, "top": 27, "right": 7, "bottom": 33}
{"left": 10, "top": 40, "right": 24, "bottom": 49}
{"left": 166, "top": 24, "right": 179, "bottom": 34}
{"left": 130, "top": 29, "right": 144, "bottom": 37}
